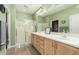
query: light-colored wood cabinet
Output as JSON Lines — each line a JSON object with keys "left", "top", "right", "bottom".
{"left": 31, "top": 34, "right": 56, "bottom": 55}
{"left": 31, "top": 34, "right": 45, "bottom": 54}
{"left": 56, "top": 42, "right": 79, "bottom": 55}
{"left": 31, "top": 33, "right": 79, "bottom": 55}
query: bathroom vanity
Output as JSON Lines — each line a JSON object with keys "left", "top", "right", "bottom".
{"left": 31, "top": 32, "right": 79, "bottom": 55}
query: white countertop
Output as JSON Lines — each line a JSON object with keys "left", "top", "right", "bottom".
{"left": 32, "top": 32, "right": 79, "bottom": 48}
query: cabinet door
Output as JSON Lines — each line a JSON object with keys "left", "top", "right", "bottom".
{"left": 39, "top": 37, "right": 44, "bottom": 49}
{"left": 44, "top": 38, "right": 55, "bottom": 55}
{"left": 56, "top": 42, "right": 79, "bottom": 55}
{"left": 39, "top": 36, "right": 44, "bottom": 54}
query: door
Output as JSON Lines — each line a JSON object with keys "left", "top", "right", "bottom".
{"left": 16, "top": 24, "right": 25, "bottom": 48}
{"left": 24, "top": 20, "right": 34, "bottom": 45}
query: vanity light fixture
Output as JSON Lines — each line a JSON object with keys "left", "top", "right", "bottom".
{"left": 36, "top": 7, "right": 43, "bottom": 15}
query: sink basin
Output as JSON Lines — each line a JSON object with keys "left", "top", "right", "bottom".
{"left": 49, "top": 34, "right": 66, "bottom": 39}
{"left": 40, "top": 32, "right": 79, "bottom": 42}
{"left": 49, "top": 34, "right": 72, "bottom": 40}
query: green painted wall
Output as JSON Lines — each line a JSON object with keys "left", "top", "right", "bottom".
{"left": 8, "top": 5, "right": 16, "bottom": 46}
{"left": 37, "top": 16, "right": 45, "bottom": 31}
{"left": 44, "top": 5, "right": 79, "bottom": 28}
{"left": 16, "top": 12, "right": 32, "bottom": 22}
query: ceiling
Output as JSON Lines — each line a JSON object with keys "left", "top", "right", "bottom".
{"left": 41, "top": 4, "right": 75, "bottom": 17}
{"left": 15, "top": 4, "right": 42, "bottom": 15}
{"left": 15, "top": 4, "right": 75, "bottom": 17}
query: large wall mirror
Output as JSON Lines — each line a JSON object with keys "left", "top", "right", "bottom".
{"left": 51, "top": 14, "right": 79, "bottom": 34}
{"left": 69, "top": 14, "right": 79, "bottom": 34}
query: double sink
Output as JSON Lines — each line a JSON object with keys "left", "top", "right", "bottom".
{"left": 36, "top": 32, "right": 79, "bottom": 48}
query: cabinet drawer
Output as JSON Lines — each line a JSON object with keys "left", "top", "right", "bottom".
{"left": 39, "top": 44, "right": 44, "bottom": 49}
